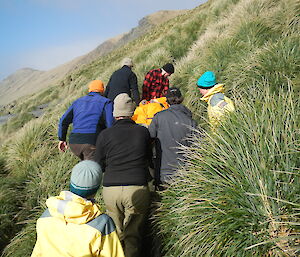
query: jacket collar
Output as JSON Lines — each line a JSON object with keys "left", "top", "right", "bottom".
{"left": 200, "top": 84, "right": 225, "bottom": 102}
{"left": 88, "top": 92, "right": 101, "bottom": 96}
{"left": 114, "top": 118, "right": 136, "bottom": 126}
{"left": 122, "top": 65, "right": 131, "bottom": 70}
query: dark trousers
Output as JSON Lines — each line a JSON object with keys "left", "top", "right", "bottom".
{"left": 69, "top": 143, "right": 96, "bottom": 160}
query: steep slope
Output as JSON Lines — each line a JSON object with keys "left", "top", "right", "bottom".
{"left": 0, "top": 69, "right": 44, "bottom": 106}
{"left": 0, "top": 0, "right": 299, "bottom": 256}
{"left": 0, "top": 10, "right": 186, "bottom": 106}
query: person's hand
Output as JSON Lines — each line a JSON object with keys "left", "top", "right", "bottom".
{"left": 58, "top": 141, "right": 68, "bottom": 152}
{"left": 150, "top": 99, "right": 159, "bottom": 103}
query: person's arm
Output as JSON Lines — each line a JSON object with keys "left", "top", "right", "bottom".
{"left": 145, "top": 129, "right": 154, "bottom": 171}
{"left": 129, "top": 72, "right": 140, "bottom": 105}
{"left": 58, "top": 105, "right": 74, "bottom": 151}
{"left": 162, "top": 77, "right": 169, "bottom": 97}
{"left": 148, "top": 116, "right": 162, "bottom": 187}
{"left": 94, "top": 215, "right": 125, "bottom": 257}
{"left": 104, "top": 77, "right": 112, "bottom": 98}
{"left": 142, "top": 71, "right": 153, "bottom": 101}
{"left": 148, "top": 114, "right": 158, "bottom": 138}
{"left": 31, "top": 237, "right": 42, "bottom": 257}
{"left": 94, "top": 132, "right": 107, "bottom": 171}
{"left": 103, "top": 101, "right": 114, "bottom": 128}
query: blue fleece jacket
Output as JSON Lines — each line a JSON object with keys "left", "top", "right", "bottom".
{"left": 58, "top": 92, "right": 114, "bottom": 145}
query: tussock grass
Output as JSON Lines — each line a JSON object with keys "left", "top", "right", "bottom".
{"left": 2, "top": 153, "right": 76, "bottom": 257}
{"left": 0, "top": 113, "right": 35, "bottom": 136}
{"left": 155, "top": 87, "right": 300, "bottom": 256}
{"left": 0, "top": 0, "right": 299, "bottom": 255}
{"left": 230, "top": 36, "right": 300, "bottom": 93}
{"left": 0, "top": 183, "right": 19, "bottom": 251}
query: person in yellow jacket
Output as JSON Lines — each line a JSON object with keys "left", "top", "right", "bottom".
{"left": 197, "top": 71, "right": 234, "bottom": 127}
{"left": 31, "top": 160, "right": 124, "bottom": 257}
{"left": 132, "top": 97, "right": 169, "bottom": 127}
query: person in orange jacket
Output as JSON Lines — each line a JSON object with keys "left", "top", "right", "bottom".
{"left": 132, "top": 97, "right": 169, "bottom": 127}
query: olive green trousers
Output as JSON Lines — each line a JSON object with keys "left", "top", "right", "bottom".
{"left": 103, "top": 185, "right": 150, "bottom": 257}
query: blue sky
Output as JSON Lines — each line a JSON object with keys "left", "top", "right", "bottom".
{"left": 0, "top": 0, "right": 205, "bottom": 80}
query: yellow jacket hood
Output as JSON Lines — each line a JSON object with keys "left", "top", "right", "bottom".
{"left": 200, "top": 84, "right": 225, "bottom": 102}
{"left": 200, "top": 84, "right": 235, "bottom": 128}
{"left": 46, "top": 191, "right": 102, "bottom": 225}
{"left": 31, "top": 191, "right": 125, "bottom": 257}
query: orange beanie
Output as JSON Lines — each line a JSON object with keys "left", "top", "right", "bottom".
{"left": 88, "top": 80, "right": 104, "bottom": 93}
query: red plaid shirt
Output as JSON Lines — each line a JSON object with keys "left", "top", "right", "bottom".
{"left": 142, "top": 69, "right": 169, "bottom": 101}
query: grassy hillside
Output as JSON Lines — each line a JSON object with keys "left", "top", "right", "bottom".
{"left": 0, "top": 0, "right": 299, "bottom": 256}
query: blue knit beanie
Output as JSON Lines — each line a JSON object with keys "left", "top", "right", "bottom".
{"left": 197, "top": 71, "right": 217, "bottom": 89}
{"left": 70, "top": 160, "right": 102, "bottom": 198}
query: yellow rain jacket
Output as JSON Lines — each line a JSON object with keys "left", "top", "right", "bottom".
{"left": 31, "top": 191, "right": 124, "bottom": 257}
{"left": 201, "top": 84, "right": 235, "bottom": 127}
{"left": 132, "top": 97, "right": 169, "bottom": 127}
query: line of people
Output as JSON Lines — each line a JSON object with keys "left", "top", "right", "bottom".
{"left": 32, "top": 58, "right": 234, "bottom": 257}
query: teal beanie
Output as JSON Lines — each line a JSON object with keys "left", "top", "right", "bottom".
{"left": 70, "top": 160, "right": 102, "bottom": 198}
{"left": 197, "top": 71, "right": 217, "bottom": 89}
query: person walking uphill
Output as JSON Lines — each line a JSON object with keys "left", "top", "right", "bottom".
{"left": 104, "top": 57, "right": 140, "bottom": 105}
{"left": 94, "top": 93, "right": 152, "bottom": 257}
{"left": 148, "top": 87, "right": 197, "bottom": 186}
{"left": 197, "top": 71, "right": 234, "bottom": 128}
{"left": 142, "top": 63, "right": 175, "bottom": 101}
{"left": 58, "top": 80, "right": 114, "bottom": 160}
{"left": 31, "top": 160, "right": 125, "bottom": 257}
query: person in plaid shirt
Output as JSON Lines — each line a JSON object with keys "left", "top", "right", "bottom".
{"left": 142, "top": 63, "right": 175, "bottom": 101}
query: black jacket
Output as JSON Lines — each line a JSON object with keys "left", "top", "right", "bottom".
{"left": 104, "top": 66, "right": 140, "bottom": 105}
{"left": 94, "top": 119, "right": 152, "bottom": 186}
{"left": 148, "top": 104, "right": 197, "bottom": 184}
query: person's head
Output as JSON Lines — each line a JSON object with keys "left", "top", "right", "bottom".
{"left": 166, "top": 87, "right": 184, "bottom": 105}
{"left": 121, "top": 57, "right": 133, "bottom": 68}
{"left": 161, "top": 63, "right": 175, "bottom": 77}
{"left": 70, "top": 160, "right": 102, "bottom": 199}
{"left": 197, "top": 71, "right": 217, "bottom": 96}
{"left": 113, "top": 93, "right": 135, "bottom": 118}
{"left": 88, "top": 80, "right": 105, "bottom": 94}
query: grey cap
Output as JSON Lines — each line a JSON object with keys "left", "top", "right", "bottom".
{"left": 121, "top": 57, "right": 133, "bottom": 67}
{"left": 113, "top": 93, "right": 135, "bottom": 117}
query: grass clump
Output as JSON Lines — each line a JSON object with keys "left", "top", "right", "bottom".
{"left": 0, "top": 182, "right": 19, "bottom": 252}
{"left": 155, "top": 87, "right": 300, "bottom": 257}
{"left": 0, "top": 0, "right": 299, "bottom": 255}
{"left": 0, "top": 113, "right": 35, "bottom": 136}
{"left": 2, "top": 153, "right": 77, "bottom": 257}
{"left": 230, "top": 36, "right": 300, "bottom": 94}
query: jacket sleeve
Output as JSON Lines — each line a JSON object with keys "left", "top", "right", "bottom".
{"left": 129, "top": 72, "right": 140, "bottom": 105}
{"left": 31, "top": 238, "right": 42, "bottom": 257}
{"left": 162, "top": 79, "right": 169, "bottom": 97}
{"left": 104, "top": 101, "right": 114, "bottom": 128}
{"left": 94, "top": 132, "right": 107, "bottom": 171}
{"left": 104, "top": 77, "right": 112, "bottom": 98}
{"left": 148, "top": 115, "right": 158, "bottom": 138}
{"left": 145, "top": 129, "right": 154, "bottom": 172}
{"left": 98, "top": 231, "right": 125, "bottom": 257}
{"left": 142, "top": 71, "right": 153, "bottom": 101}
{"left": 58, "top": 104, "right": 74, "bottom": 141}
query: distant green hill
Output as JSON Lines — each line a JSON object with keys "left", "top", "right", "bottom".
{"left": 0, "top": 0, "right": 299, "bottom": 256}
